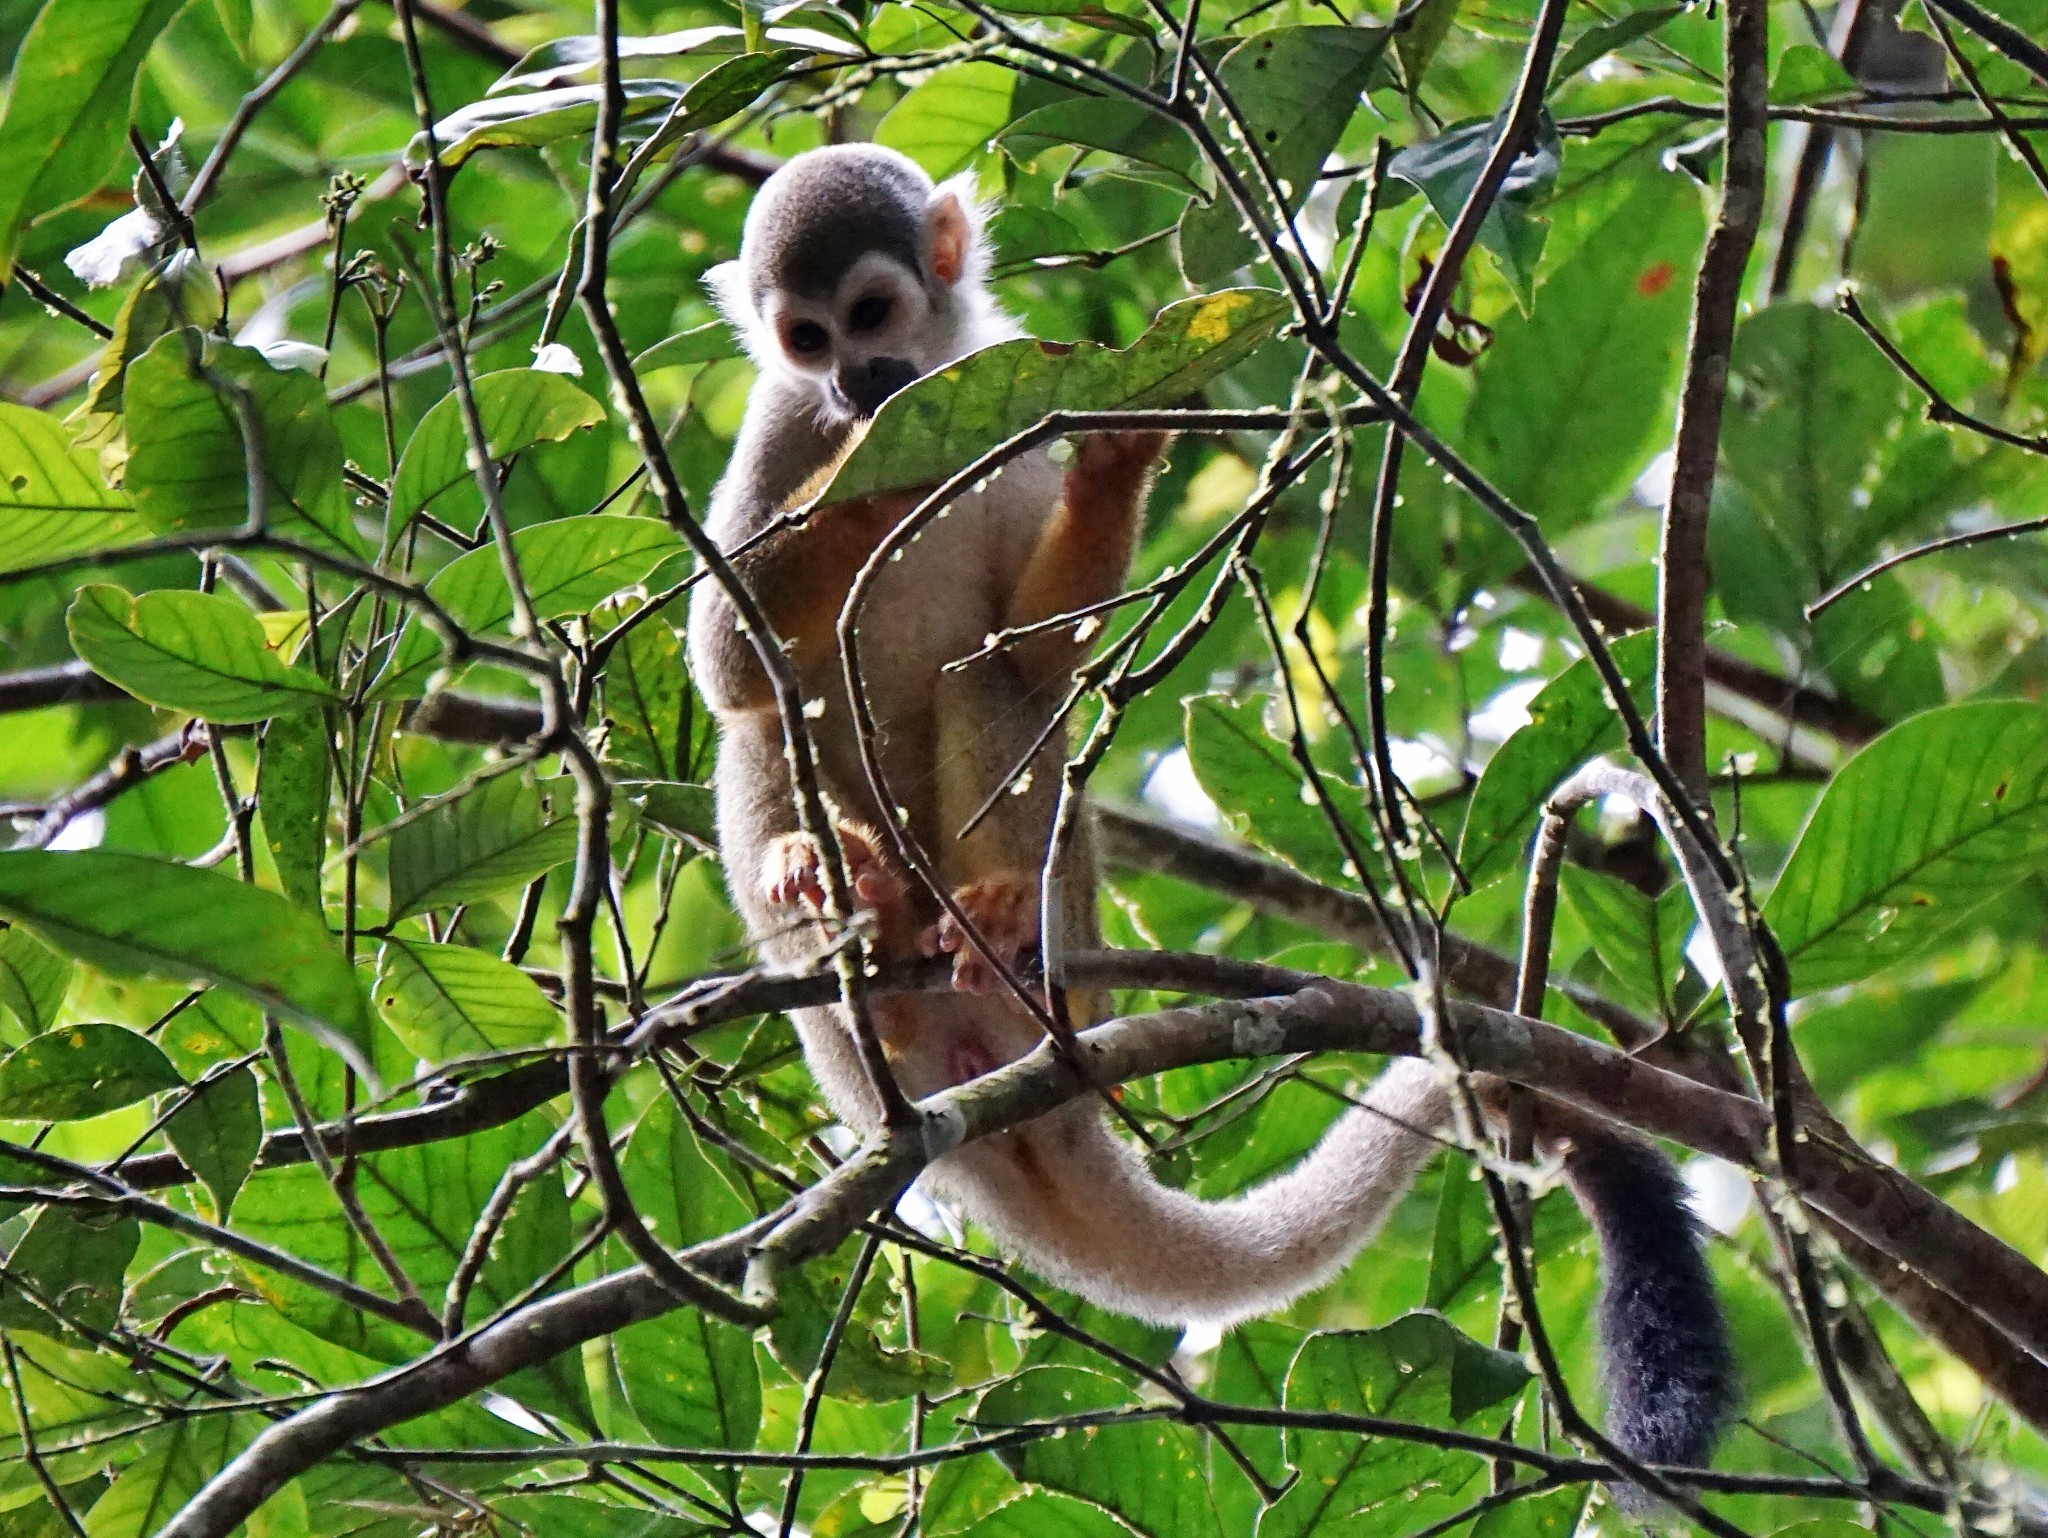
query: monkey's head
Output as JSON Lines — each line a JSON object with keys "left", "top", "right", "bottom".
{"left": 708, "top": 144, "right": 994, "bottom": 421}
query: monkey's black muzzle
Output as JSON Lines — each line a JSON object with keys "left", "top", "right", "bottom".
{"left": 835, "top": 356, "right": 919, "bottom": 418}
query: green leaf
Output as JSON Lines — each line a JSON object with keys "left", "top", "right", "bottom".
{"left": 1389, "top": 110, "right": 1562, "bottom": 306}
{"left": 633, "top": 321, "right": 739, "bottom": 373}
{"left": 1395, "top": 0, "right": 1464, "bottom": 93}
{"left": 493, "top": 22, "right": 857, "bottom": 92}
{"left": 372, "top": 514, "right": 684, "bottom": 700}
{"left": 1558, "top": 865, "right": 1692, "bottom": 1017}
{"left": 1720, "top": 303, "right": 1909, "bottom": 587}
{"left": 372, "top": 937, "right": 562, "bottom": 1062}
{"left": 1550, "top": 5, "right": 1685, "bottom": 86}
{"left": 486, "top": 1495, "right": 716, "bottom": 1538}
{"left": 1177, "top": 27, "right": 1392, "bottom": 283}
{"left": 0, "top": 924, "right": 72, "bottom": 1042}
{"left": 412, "top": 78, "right": 686, "bottom": 168}
{"left": 0, "top": 403, "right": 141, "bottom": 573}
{"left": 0, "top": 0, "right": 186, "bottom": 280}
{"left": 1765, "top": 701, "right": 2048, "bottom": 991}
{"left": 1264, "top": 1314, "right": 1527, "bottom": 1538}
{"left": 164, "top": 1065, "right": 260, "bottom": 1221}
{"left": 67, "top": 585, "right": 338, "bottom": 725}
{"left": 601, "top": 616, "right": 691, "bottom": 780}
{"left": 0, "top": 1204, "right": 139, "bottom": 1339}
{"left": 1185, "top": 693, "right": 1369, "bottom": 885}
{"left": 0, "top": 1023, "right": 180, "bottom": 1121}
{"left": 212, "top": 0, "right": 252, "bottom": 58}
{"left": 979, "top": 1366, "right": 1226, "bottom": 1538}
{"left": 1457, "top": 631, "right": 1657, "bottom": 885}
{"left": 1464, "top": 174, "right": 1704, "bottom": 538}
{"left": 81, "top": 1415, "right": 250, "bottom": 1538}
{"left": 999, "top": 97, "right": 1204, "bottom": 194}
{"left": 1426, "top": 1166, "right": 1494, "bottom": 1312}
{"left": 123, "top": 336, "right": 359, "bottom": 554}
{"left": 387, "top": 368, "right": 606, "bottom": 535}
{"left": 874, "top": 59, "right": 1015, "bottom": 178}
{"left": 257, "top": 708, "right": 331, "bottom": 913}
{"left": 0, "top": 850, "right": 373, "bottom": 1075}
{"left": 384, "top": 774, "right": 581, "bottom": 920}
{"left": 626, "top": 781, "right": 716, "bottom": 851}
{"left": 823, "top": 289, "right": 1291, "bottom": 504}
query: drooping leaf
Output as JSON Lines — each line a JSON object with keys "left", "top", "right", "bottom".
{"left": 257, "top": 708, "right": 331, "bottom": 913}
{"left": 411, "top": 78, "right": 687, "bottom": 168}
{"left": 0, "top": 923, "right": 73, "bottom": 1042}
{"left": 372, "top": 936, "right": 562, "bottom": 1062}
{"left": 1457, "top": 631, "right": 1658, "bottom": 885}
{"left": 0, "top": 850, "right": 373, "bottom": 1074}
{"left": 0, "top": 403, "right": 140, "bottom": 573}
{"left": 1178, "top": 26, "right": 1392, "bottom": 283}
{"left": 164, "top": 1065, "right": 261, "bottom": 1221}
{"left": 492, "top": 22, "right": 857, "bottom": 93}
{"left": 823, "top": 289, "right": 1291, "bottom": 504}
{"left": 1388, "top": 110, "right": 1563, "bottom": 306}
{"left": 123, "top": 335, "right": 359, "bottom": 554}
{"left": 999, "top": 97, "right": 1205, "bottom": 194}
{"left": 633, "top": 321, "right": 739, "bottom": 374}
{"left": 387, "top": 368, "right": 606, "bottom": 535}
{"left": 0, "top": 0, "right": 186, "bottom": 279}
{"left": 372, "top": 514, "right": 684, "bottom": 699}
{"left": 1765, "top": 701, "right": 2048, "bottom": 992}
{"left": 67, "top": 585, "right": 338, "bottom": 725}
{"left": 1558, "top": 865, "right": 1693, "bottom": 1018}
{"left": 0, "top": 1023, "right": 180, "bottom": 1121}
{"left": 1185, "top": 693, "right": 1372, "bottom": 886}
{"left": 874, "top": 59, "right": 1016, "bottom": 178}
{"left": 1550, "top": 5, "right": 1685, "bottom": 86}
{"left": 0, "top": 1204, "right": 139, "bottom": 1339}
{"left": 384, "top": 774, "right": 581, "bottom": 920}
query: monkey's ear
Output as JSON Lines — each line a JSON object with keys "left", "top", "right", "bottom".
{"left": 925, "top": 174, "right": 987, "bottom": 289}
{"left": 705, "top": 259, "right": 773, "bottom": 363}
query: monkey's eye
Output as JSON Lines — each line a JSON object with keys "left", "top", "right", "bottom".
{"left": 785, "top": 321, "right": 829, "bottom": 357}
{"left": 847, "top": 295, "right": 893, "bottom": 333}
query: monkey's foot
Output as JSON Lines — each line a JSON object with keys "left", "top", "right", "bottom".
{"left": 761, "top": 824, "right": 905, "bottom": 917}
{"left": 920, "top": 870, "right": 1040, "bottom": 995}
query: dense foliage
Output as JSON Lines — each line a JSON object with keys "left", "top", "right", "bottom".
{"left": 1, "top": 0, "right": 2047, "bottom": 1534}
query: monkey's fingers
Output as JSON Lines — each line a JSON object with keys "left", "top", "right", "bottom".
{"left": 761, "top": 832, "right": 829, "bottom": 912}
{"left": 921, "top": 872, "right": 1040, "bottom": 995}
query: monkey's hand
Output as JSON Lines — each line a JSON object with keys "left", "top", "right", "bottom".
{"left": 761, "top": 824, "right": 905, "bottom": 917}
{"left": 1071, "top": 430, "right": 1170, "bottom": 486}
{"left": 920, "top": 870, "right": 1039, "bottom": 995}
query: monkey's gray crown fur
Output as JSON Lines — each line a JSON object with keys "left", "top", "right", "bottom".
{"left": 739, "top": 143, "right": 933, "bottom": 303}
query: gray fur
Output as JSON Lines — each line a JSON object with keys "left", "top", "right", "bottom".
{"left": 740, "top": 144, "right": 933, "bottom": 302}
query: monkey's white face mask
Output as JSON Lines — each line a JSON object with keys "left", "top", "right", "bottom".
{"left": 706, "top": 174, "right": 999, "bottom": 423}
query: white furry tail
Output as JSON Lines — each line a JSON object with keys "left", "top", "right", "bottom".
{"left": 921, "top": 1057, "right": 1452, "bottom": 1327}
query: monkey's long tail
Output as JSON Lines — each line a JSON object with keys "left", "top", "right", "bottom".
{"left": 922, "top": 1057, "right": 1735, "bottom": 1469}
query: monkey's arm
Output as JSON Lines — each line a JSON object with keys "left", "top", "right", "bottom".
{"left": 1001, "top": 433, "right": 1165, "bottom": 692}
{"left": 690, "top": 488, "right": 921, "bottom": 715}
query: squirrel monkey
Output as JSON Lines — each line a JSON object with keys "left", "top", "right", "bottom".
{"left": 688, "top": 144, "right": 1735, "bottom": 1476}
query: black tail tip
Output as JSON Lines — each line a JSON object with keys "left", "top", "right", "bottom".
{"left": 1567, "top": 1128, "right": 1740, "bottom": 1494}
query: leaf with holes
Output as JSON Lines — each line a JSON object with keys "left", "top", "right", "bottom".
{"left": 257, "top": 708, "right": 331, "bottom": 914}
{"left": 0, "top": 403, "right": 140, "bottom": 573}
{"left": 1765, "top": 701, "right": 2048, "bottom": 991}
{"left": 387, "top": 369, "right": 605, "bottom": 536}
{"left": 373, "top": 937, "right": 561, "bottom": 1063}
{"left": 67, "top": 585, "right": 338, "bottom": 725}
{"left": 0, "top": 1023, "right": 181, "bottom": 1121}
{"left": 823, "top": 289, "right": 1289, "bottom": 504}
{"left": 384, "top": 775, "right": 581, "bottom": 920}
